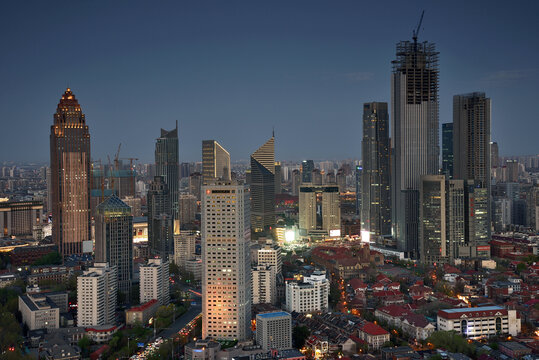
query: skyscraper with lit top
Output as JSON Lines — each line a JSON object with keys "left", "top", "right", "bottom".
{"left": 50, "top": 88, "right": 91, "bottom": 257}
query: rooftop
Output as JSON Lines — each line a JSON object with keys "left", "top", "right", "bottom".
{"left": 257, "top": 311, "right": 290, "bottom": 319}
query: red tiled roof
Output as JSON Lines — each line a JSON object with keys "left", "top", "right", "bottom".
{"left": 360, "top": 322, "right": 389, "bottom": 336}
{"left": 349, "top": 278, "right": 367, "bottom": 290}
{"left": 403, "top": 313, "right": 430, "bottom": 328}
{"left": 126, "top": 299, "right": 158, "bottom": 313}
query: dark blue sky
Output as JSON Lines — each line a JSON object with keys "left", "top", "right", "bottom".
{"left": 1, "top": 1, "right": 538, "bottom": 163}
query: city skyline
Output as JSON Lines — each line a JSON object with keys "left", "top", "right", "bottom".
{"left": 1, "top": 1, "right": 539, "bottom": 163}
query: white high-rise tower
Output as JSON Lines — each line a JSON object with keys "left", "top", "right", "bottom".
{"left": 202, "top": 181, "right": 251, "bottom": 340}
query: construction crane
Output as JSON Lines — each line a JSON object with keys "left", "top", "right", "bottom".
{"left": 107, "top": 155, "right": 115, "bottom": 192}
{"left": 120, "top": 157, "right": 139, "bottom": 196}
{"left": 412, "top": 10, "right": 425, "bottom": 44}
{"left": 114, "top": 143, "right": 122, "bottom": 171}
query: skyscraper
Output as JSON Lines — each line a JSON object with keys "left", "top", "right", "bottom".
{"left": 442, "top": 123, "right": 454, "bottom": 178}
{"left": 155, "top": 122, "right": 179, "bottom": 233}
{"left": 301, "top": 160, "right": 314, "bottom": 184}
{"left": 490, "top": 141, "right": 499, "bottom": 168}
{"left": 391, "top": 38, "right": 439, "bottom": 258}
{"left": 50, "top": 88, "right": 91, "bottom": 257}
{"left": 147, "top": 176, "right": 173, "bottom": 258}
{"left": 250, "top": 136, "right": 275, "bottom": 232}
{"left": 361, "top": 102, "right": 391, "bottom": 237}
{"left": 202, "top": 181, "right": 251, "bottom": 341}
{"left": 453, "top": 92, "right": 491, "bottom": 245}
{"left": 202, "top": 140, "right": 231, "bottom": 183}
{"left": 299, "top": 185, "right": 341, "bottom": 236}
{"left": 355, "top": 165, "right": 362, "bottom": 216}
{"left": 95, "top": 195, "right": 133, "bottom": 297}
{"left": 77, "top": 263, "right": 117, "bottom": 327}
{"left": 140, "top": 258, "right": 170, "bottom": 306}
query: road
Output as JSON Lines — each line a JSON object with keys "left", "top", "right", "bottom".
{"left": 160, "top": 285, "right": 202, "bottom": 339}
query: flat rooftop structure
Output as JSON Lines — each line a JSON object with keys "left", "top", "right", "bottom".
{"left": 442, "top": 306, "right": 503, "bottom": 313}
{"left": 257, "top": 311, "right": 290, "bottom": 319}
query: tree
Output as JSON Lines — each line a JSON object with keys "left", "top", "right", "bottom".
{"left": 516, "top": 262, "right": 527, "bottom": 273}
{"left": 169, "top": 262, "right": 180, "bottom": 276}
{"left": 426, "top": 331, "right": 475, "bottom": 356}
{"left": 78, "top": 336, "right": 92, "bottom": 357}
{"left": 33, "top": 251, "right": 62, "bottom": 266}
{"left": 292, "top": 325, "right": 310, "bottom": 348}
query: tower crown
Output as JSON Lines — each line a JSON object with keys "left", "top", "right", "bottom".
{"left": 54, "top": 88, "right": 85, "bottom": 125}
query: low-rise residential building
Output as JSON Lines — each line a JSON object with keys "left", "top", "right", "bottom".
{"left": 19, "top": 293, "right": 60, "bottom": 330}
{"left": 85, "top": 325, "right": 120, "bottom": 343}
{"left": 125, "top": 299, "right": 159, "bottom": 326}
{"left": 357, "top": 322, "right": 390, "bottom": 350}
{"left": 374, "top": 304, "right": 412, "bottom": 328}
{"left": 499, "top": 341, "right": 532, "bottom": 358}
{"left": 401, "top": 314, "right": 435, "bottom": 341}
{"left": 437, "top": 306, "right": 521, "bottom": 339}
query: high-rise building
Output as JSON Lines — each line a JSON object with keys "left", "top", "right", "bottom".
{"left": 140, "top": 258, "right": 170, "bottom": 306}
{"left": 505, "top": 160, "right": 519, "bottom": 183}
{"left": 291, "top": 170, "right": 301, "bottom": 196}
{"left": 442, "top": 123, "right": 454, "bottom": 178}
{"left": 419, "top": 175, "right": 490, "bottom": 265}
{"left": 77, "top": 263, "right": 117, "bottom": 327}
{"left": 361, "top": 102, "right": 391, "bottom": 237}
{"left": 274, "top": 162, "right": 282, "bottom": 195}
{"left": 285, "top": 271, "right": 329, "bottom": 313}
{"left": 453, "top": 92, "right": 491, "bottom": 244}
{"left": 147, "top": 176, "right": 173, "bottom": 258}
{"left": 256, "top": 311, "right": 292, "bottom": 351}
{"left": 202, "top": 181, "right": 251, "bottom": 341}
{"left": 50, "top": 88, "right": 91, "bottom": 257}
{"left": 250, "top": 137, "right": 275, "bottom": 232}
{"left": 490, "top": 142, "right": 499, "bottom": 168}
{"left": 155, "top": 123, "right": 180, "bottom": 233}
{"left": 355, "top": 165, "right": 362, "bottom": 216}
{"left": 179, "top": 194, "right": 197, "bottom": 227}
{"left": 391, "top": 39, "right": 439, "bottom": 258}
{"left": 301, "top": 160, "right": 314, "bottom": 184}
{"left": 174, "top": 230, "right": 197, "bottom": 268}
{"left": 299, "top": 185, "right": 340, "bottom": 236}
{"left": 189, "top": 172, "right": 203, "bottom": 201}
{"left": 257, "top": 242, "right": 283, "bottom": 276}
{"left": 252, "top": 265, "right": 276, "bottom": 305}
{"left": 202, "top": 140, "right": 231, "bottom": 183}
{"left": 95, "top": 195, "right": 133, "bottom": 296}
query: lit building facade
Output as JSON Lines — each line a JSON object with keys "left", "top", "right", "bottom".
{"left": 361, "top": 102, "right": 391, "bottom": 237}
{"left": 50, "top": 88, "right": 91, "bottom": 257}
{"left": 285, "top": 271, "right": 329, "bottom": 313}
{"left": 0, "top": 200, "right": 43, "bottom": 238}
{"left": 202, "top": 181, "right": 251, "bottom": 341}
{"left": 202, "top": 140, "right": 231, "bottom": 183}
{"left": 299, "top": 185, "right": 340, "bottom": 236}
{"left": 391, "top": 40, "right": 439, "bottom": 258}
{"left": 437, "top": 306, "right": 521, "bottom": 339}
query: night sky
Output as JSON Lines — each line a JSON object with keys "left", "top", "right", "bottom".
{"left": 1, "top": 1, "right": 538, "bottom": 163}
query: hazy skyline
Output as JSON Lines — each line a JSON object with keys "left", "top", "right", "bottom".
{"left": 1, "top": 1, "right": 538, "bottom": 163}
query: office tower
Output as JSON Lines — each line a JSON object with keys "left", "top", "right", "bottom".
{"left": 121, "top": 196, "right": 142, "bottom": 217}
{"left": 147, "top": 176, "right": 173, "bottom": 258}
{"left": 361, "top": 102, "right": 391, "bottom": 237}
{"left": 285, "top": 271, "right": 329, "bottom": 313}
{"left": 355, "top": 165, "right": 362, "bottom": 216}
{"left": 250, "top": 136, "right": 275, "bottom": 232}
{"left": 274, "top": 162, "right": 282, "bottom": 195}
{"left": 527, "top": 186, "right": 539, "bottom": 232}
{"left": 252, "top": 265, "right": 277, "bottom": 305}
{"left": 442, "top": 123, "right": 454, "bottom": 178}
{"left": 189, "top": 172, "right": 202, "bottom": 201}
{"left": 291, "top": 170, "right": 301, "bottom": 196}
{"left": 505, "top": 160, "right": 519, "bottom": 182}
{"left": 453, "top": 92, "right": 491, "bottom": 244}
{"left": 493, "top": 197, "right": 512, "bottom": 232}
{"left": 140, "top": 258, "right": 170, "bottom": 306}
{"left": 173, "top": 230, "right": 197, "bottom": 268}
{"left": 299, "top": 185, "right": 340, "bottom": 236}
{"left": 155, "top": 122, "right": 179, "bottom": 233}
{"left": 336, "top": 169, "right": 346, "bottom": 192}
{"left": 179, "top": 194, "right": 197, "bottom": 227}
{"left": 301, "top": 160, "right": 314, "bottom": 184}
{"left": 391, "top": 38, "right": 439, "bottom": 258}
{"left": 326, "top": 171, "right": 335, "bottom": 185}
{"left": 19, "top": 293, "right": 60, "bottom": 330}
{"left": 419, "top": 175, "right": 490, "bottom": 264}
{"left": 257, "top": 242, "right": 283, "bottom": 276}
{"left": 180, "top": 162, "right": 193, "bottom": 179}
{"left": 202, "top": 140, "right": 231, "bottom": 183}
{"left": 202, "top": 181, "right": 251, "bottom": 341}
{"left": 256, "top": 311, "right": 292, "bottom": 351}
{"left": 0, "top": 200, "right": 43, "bottom": 238}
{"left": 95, "top": 195, "right": 133, "bottom": 296}
{"left": 50, "top": 88, "right": 91, "bottom": 257}
{"left": 491, "top": 142, "right": 499, "bottom": 168}
{"left": 77, "top": 263, "right": 117, "bottom": 327}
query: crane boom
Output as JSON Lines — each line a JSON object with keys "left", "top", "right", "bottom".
{"left": 413, "top": 10, "right": 425, "bottom": 43}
